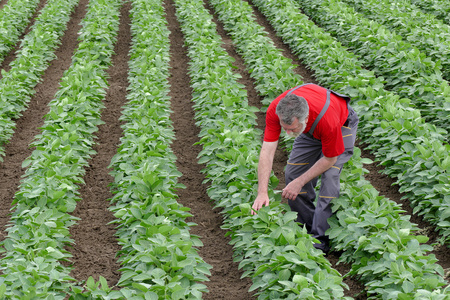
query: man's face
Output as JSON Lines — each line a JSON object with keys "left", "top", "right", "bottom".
{"left": 280, "top": 117, "right": 307, "bottom": 138}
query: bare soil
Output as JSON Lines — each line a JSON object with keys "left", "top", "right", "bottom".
{"left": 66, "top": 0, "right": 131, "bottom": 285}
{"left": 0, "top": 0, "right": 87, "bottom": 241}
{"left": 0, "top": 0, "right": 447, "bottom": 299}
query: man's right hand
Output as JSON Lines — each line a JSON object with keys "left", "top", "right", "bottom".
{"left": 251, "top": 194, "right": 270, "bottom": 215}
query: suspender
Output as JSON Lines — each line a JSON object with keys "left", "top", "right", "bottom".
{"left": 308, "top": 89, "right": 330, "bottom": 136}
{"left": 286, "top": 83, "right": 313, "bottom": 96}
{"left": 286, "top": 84, "right": 332, "bottom": 138}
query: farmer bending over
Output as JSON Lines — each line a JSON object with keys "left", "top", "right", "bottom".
{"left": 251, "top": 83, "right": 359, "bottom": 253}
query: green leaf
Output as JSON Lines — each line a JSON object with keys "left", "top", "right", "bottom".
{"left": 360, "top": 158, "right": 373, "bottom": 165}
{"left": 22, "top": 159, "right": 32, "bottom": 168}
{"left": 144, "top": 292, "right": 159, "bottom": 300}
{"left": 99, "top": 276, "right": 109, "bottom": 291}
{"left": 415, "top": 235, "right": 429, "bottom": 243}
{"left": 401, "top": 280, "right": 415, "bottom": 293}
{"left": 0, "top": 284, "right": 6, "bottom": 298}
{"left": 279, "top": 269, "right": 291, "bottom": 281}
{"left": 171, "top": 288, "right": 186, "bottom": 300}
{"left": 293, "top": 274, "right": 309, "bottom": 289}
{"left": 86, "top": 276, "right": 97, "bottom": 291}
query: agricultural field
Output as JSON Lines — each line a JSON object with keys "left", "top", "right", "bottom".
{"left": 0, "top": 0, "right": 448, "bottom": 298}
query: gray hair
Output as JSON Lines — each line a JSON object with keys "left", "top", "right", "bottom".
{"left": 276, "top": 93, "right": 309, "bottom": 125}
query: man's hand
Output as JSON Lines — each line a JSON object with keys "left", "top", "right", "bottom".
{"left": 282, "top": 178, "right": 304, "bottom": 201}
{"left": 251, "top": 194, "right": 270, "bottom": 215}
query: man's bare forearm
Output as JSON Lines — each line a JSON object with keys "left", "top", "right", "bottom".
{"left": 257, "top": 141, "right": 278, "bottom": 195}
{"left": 257, "top": 158, "right": 273, "bottom": 195}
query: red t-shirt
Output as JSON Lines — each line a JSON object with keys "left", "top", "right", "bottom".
{"left": 264, "top": 84, "right": 349, "bottom": 157}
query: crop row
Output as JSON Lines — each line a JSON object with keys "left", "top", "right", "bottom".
{"left": 0, "top": 0, "right": 447, "bottom": 298}
{"left": 341, "top": 0, "right": 450, "bottom": 81}
{"left": 0, "top": 0, "right": 78, "bottom": 160}
{"left": 409, "top": 0, "right": 450, "bottom": 25}
{"left": 207, "top": 0, "right": 448, "bottom": 297}
{"left": 174, "top": 0, "right": 352, "bottom": 298}
{"left": 329, "top": 149, "right": 449, "bottom": 298}
{"left": 0, "top": 0, "right": 40, "bottom": 64}
{"left": 329, "top": 148, "right": 448, "bottom": 299}
{"left": 249, "top": 0, "right": 450, "bottom": 245}
{"left": 0, "top": 0, "right": 121, "bottom": 297}
{"left": 71, "top": 0, "right": 213, "bottom": 298}
{"left": 298, "top": 0, "right": 450, "bottom": 135}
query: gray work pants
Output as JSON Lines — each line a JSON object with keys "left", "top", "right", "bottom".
{"left": 285, "top": 107, "right": 359, "bottom": 251}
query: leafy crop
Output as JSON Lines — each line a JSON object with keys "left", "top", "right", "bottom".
{"left": 341, "top": 0, "right": 450, "bottom": 81}
{"left": 207, "top": 0, "right": 299, "bottom": 107}
{"left": 328, "top": 149, "right": 448, "bottom": 298}
{"left": 409, "top": 0, "right": 450, "bottom": 25}
{"left": 0, "top": 0, "right": 79, "bottom": 160}
{"left": 298, "top": 0, "right": 450, "bottom": 135}
{"left": 0, "top": 0, "right": 447, "bottom": 298}
{"left": 208, "top": 0, "right": 449, "bottom": 297}
{"left": 0, "top": 0, "right": 40, "bottom": 64}
{"left": 0, "top": 0, "right": 121, "bottom": 297}
{"left": 174, "top": 0, "right": 351, "bottom": 298}
{"left": 250, "top": 0, "right": 450, "bottom": 246}
{"left": 69, "top": 0, "right": 212, "bottom": 298}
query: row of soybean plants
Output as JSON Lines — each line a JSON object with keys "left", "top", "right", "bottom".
{"left": 0, "top": 0, "right": 41, "bottom": 64}
{"left": 328, "top": 150, "right": 449, "bottom": 299}
{"left": 0, "top": 0, "right": 79, "bottom": 159}
{"left": 298, "top": 0, "right": 450, "bottom": 136}
{"left": 340, "top": 0, "right": 450, "bottom": 81}
{"left": 70, "top": 0, "right": 213, "bottom": 298}
{"left": 174, "top": 0, "right": 351, "bottom": 299}
{"left": 207, "top": 0, "right": 448, "bottom": 298}
{"left": 249, "top": 0, "right": 450, "bottom": 246}
{"left": 0, "top": 0, "right": 121, "bottom": 297}
{"left": 409, "top": 0, "right": 450, "bottom": 25}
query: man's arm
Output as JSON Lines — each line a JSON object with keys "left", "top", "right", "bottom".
{"left": 282, "top": 155, "right": 337, "bottom": 200}
{"left": 251, "top": 141, "right": 278, "bottom": 214}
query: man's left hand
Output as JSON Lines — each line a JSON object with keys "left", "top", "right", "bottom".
{"left": 282, "top": 179, "right": 304, "bottom": 201}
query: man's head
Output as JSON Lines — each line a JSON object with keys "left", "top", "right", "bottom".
{"left": 276, "top": 93, "right": 309, "bottom": 138}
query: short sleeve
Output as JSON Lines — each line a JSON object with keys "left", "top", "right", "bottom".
{"left": 263, "top": 100, "right": 282, "bottom": 142}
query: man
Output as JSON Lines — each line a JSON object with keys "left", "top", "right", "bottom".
{"left": 251, "top": 83, "right": 359, "bottom": 253}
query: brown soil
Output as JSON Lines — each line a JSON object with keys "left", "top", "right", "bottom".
{"left": 0, "top": 0, "right": 87, "bottom": 241}
{"left": 0, "top": 0, "right": 8, "bottom": 11}
{"left": 245, "top": 0, "right": 450, "bottom": 292}
{"left": 165, "top": 0, "right": 255, "bottom": 298}
{"left": 0, "top": 0, "right": 447, "bottom": 299}
{"left": 66, "top": 0, "right": 131, "bottom": 286}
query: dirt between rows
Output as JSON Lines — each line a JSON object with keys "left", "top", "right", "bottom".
{"left": 0, "top": 0, "right": 8, "bottom": 11}
{"left": 0, "top": 0, "right": 447, "bottom": 299}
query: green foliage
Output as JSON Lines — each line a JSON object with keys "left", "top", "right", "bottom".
{"left": 409, "top": 0, "right": 450, "bottom": 25}
{"left": 0, "top": 0, "right": 80, "bottom": 161}
{"left": 328, "top": 149, "right": 448, "bottom": 298}
{"left": 174, "top": 0, "right": 350, "bottom": 298}
{"left": 0, "top": 0, "right": 41, "bottom": 64}
{"left": 341, "top": 0, "right": 450, "bottom": 81}
{"left": 0, "top": 0, "right": 122, "bottom": 297}
{"left": 71, "top": 0, "right": 212, "bottom": 298}
{"left": 251, "top": 0, "right": 450, "bottom": 247}
{"left": 210, "top": 0, "right": 449, "bottom": 297}
{"left": 297, "top": 0, "right": 450, "bottom": 137}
